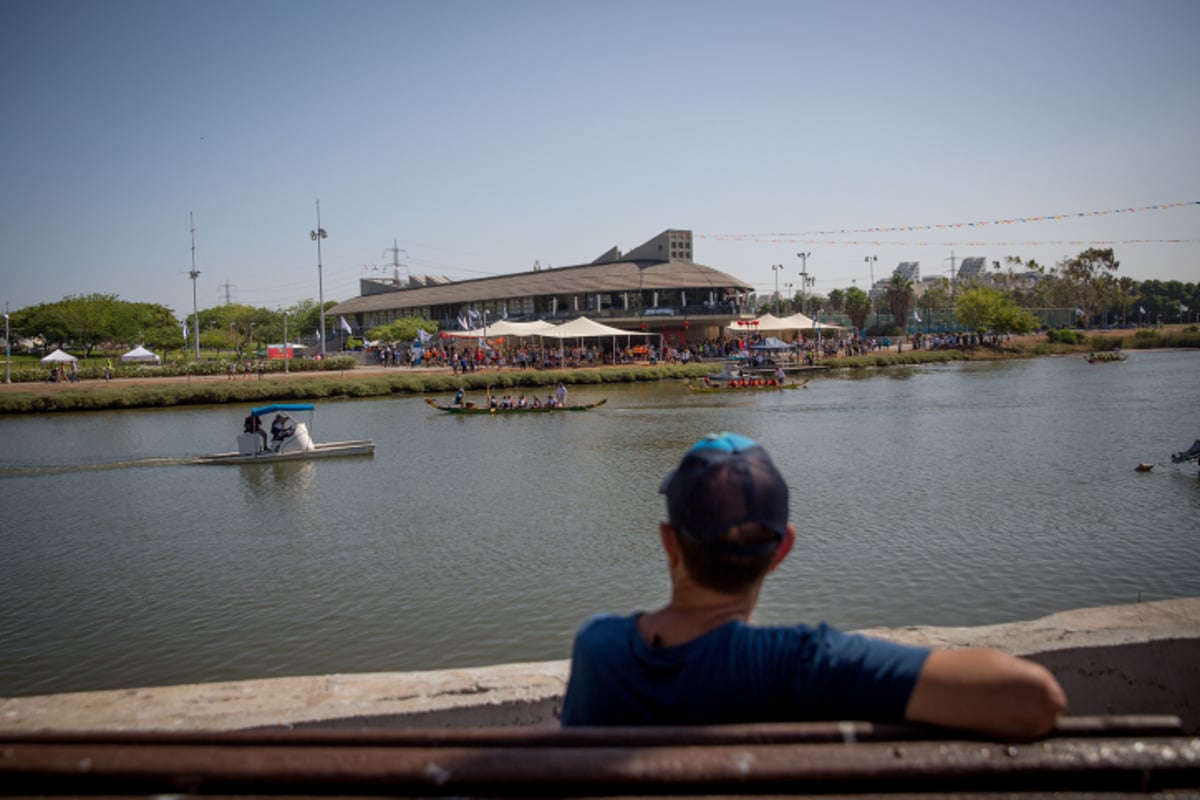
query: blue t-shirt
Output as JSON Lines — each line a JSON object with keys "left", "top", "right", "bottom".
{"left": 560, "top": 613, "right": 929, "bottom": 726}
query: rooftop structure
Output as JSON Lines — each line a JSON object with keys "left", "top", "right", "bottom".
{"left": 957, "top": 256, "right": 987, "bottom": 282}
{"left": 895, "top": 261, "right": 921, "bottom": 282}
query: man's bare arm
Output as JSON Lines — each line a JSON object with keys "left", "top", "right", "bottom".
{"left": 905, "top": 648, "right": 1066, "bottom": 739}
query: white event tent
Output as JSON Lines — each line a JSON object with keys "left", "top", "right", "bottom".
{"left": 440, "top": 319, "right": 557, "bottom": 340}
{"left": 120, "top": 345, "right": 161, "bottom": 364}
{"left": 40, "top": 348, "right": 78, "bottom": 364}
{"left": 727, "top": 313, "right": 843, "bottom": 336}
{"left": 443, "top": 316, "right": 660, "bottom": 361}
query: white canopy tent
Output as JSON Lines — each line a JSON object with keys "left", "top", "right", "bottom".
{"left": 727, "top": 313, "right": 786, "bottom": 335}
{"left": 727, "top": 313, "right": 844, "bottom": 335}
{"left": 535, "top": 316, "right": 659, "bottom": 363}
{"left": 536, "top": 317, "right": 630, "bottom": 339}
{"left": 441, "top": 319, "right": 557, "bottom": 340}
{"left": 120, "top": 345, "right": 161, "bottom": 364}
{"left": 40, "top": 348, "right": 77, "bottom": 364}
{"left": 773, "top": 312, "right": 844, "bottom": 331}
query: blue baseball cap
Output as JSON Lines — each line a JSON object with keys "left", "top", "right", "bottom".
{"left": 659, "top": 433, "right": 790, "bottom": 556}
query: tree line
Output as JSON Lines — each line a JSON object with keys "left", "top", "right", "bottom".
{"left": 5, "top": 248, "right": 1197, "bottom": 356}
{"left": 6, "top": 295, "right": 337, "bottom": 359}
{"left": 793, "top": 248, "right": 1198, "bottom": 336}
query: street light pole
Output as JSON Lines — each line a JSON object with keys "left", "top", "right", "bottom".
{"left": 864, "top": 254, "right": 877, "bottom": 330}
{"left": 796, "top": 252, "right": 811, "bottom": 316}
{"left": 4, "top": 305, "right": 10, "bottom": 384}
{"left": 310, "top": 200, "right": 328, "bottom": 358}
{"left": 282, "top": 311, "right": 289, "bottom": 374}
{"left": 771, "top": 264, "right": 783, "bottom": 314}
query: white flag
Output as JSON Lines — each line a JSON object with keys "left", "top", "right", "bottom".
{"left": 182, "top": 320, "right": 188, "bottom": 341}
{"left": 913, "top": 309, "right": 921, "bottom": 322}
{"left": 1182, "top": 304, "right": 1190, "bottom": 313}
{"left": 315, "top": 328, "right": 322, "bottom": 341}
{"left": 1140, "top": 306, "right": 1147, "bottom": 314}
{"left": 417, "top": 328, "right": 431, "bottom": 343}
{"left": 339, "top": 315, "right": 352, "bottom": 334}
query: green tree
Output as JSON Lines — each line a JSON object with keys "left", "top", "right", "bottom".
{"left": 367, "top": 317, "right": 439, "bottom": 344}
{"left": 956, "top": 287, "right": 1037, "bottom": 338}
{"left": 843, "top": 287, "right": 871, "bottom": 333}
{"left": 11, "top": 302, "right": 71, "bottom": 350}
{"left": 1057, "top": 248, "right": 1120, "bottom": 326}
{"left": 826, "top": 288, "right": 846, "bottom": 314}
{"left": 917, "top": 277, "right": 953, "bottom": 324}
{"left": 128, "top": 302, "right": 185, "bottom": 355}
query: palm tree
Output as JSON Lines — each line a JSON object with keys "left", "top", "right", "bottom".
{"left": 844, "top": 287, "right": 872, "bottom": 334}
{"left": 884, "top": 274, "right": 916, "bottom": 334}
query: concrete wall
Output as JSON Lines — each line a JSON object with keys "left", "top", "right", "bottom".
{"left": 2, "top": 597, "right": 1196, "bottom": 733}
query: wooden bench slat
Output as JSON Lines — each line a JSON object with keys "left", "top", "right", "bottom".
{"left": 3, "top": 735, "right": 1198, "bottom": 795}
{"left": 2, "top": 717, "right": 1194, "bottom": 796}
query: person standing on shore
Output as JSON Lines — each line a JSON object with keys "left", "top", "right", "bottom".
{"left": 561, "top": 433, "right": 1066, "bottom": 737}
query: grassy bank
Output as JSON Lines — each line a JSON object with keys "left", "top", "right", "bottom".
{"left": 0, "top": 363, "right": 714, "bottom": 414}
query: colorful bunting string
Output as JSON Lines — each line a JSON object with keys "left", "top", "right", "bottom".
{"left": 705, "top": 238, "right": 1200, "bottom": 247}
{"left": 697, "top": 201, "right": 1199, "bottom": 242}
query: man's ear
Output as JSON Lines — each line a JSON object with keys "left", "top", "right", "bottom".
{"left": 659, "top": 522, "right": 683, "bottom": 567}
{"left": 768, "top": 525, "right": 796, "bottom": 571}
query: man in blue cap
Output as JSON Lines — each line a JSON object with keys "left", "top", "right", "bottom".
{"left": 561, "top": 433, "right": 1065, "bottom": 738}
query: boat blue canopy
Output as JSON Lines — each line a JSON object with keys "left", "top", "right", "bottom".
{"left": 250, "top": 403, "right": 315, "bottom": 417}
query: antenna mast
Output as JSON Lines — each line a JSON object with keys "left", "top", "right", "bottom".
{"left": 189, "top": 212, "right": 201, "bottom": 361}
{"left": 384, "top": 239, "right": 408, "bottom": 283}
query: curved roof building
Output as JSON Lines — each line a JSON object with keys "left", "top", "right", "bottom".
{"left": 329, "top": 230, "right": 754, "bottom": 339}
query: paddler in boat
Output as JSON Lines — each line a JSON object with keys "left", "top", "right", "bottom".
{"left": 244, "top": 413, "right": 268, "bottom": 451}
{"left": 270, "top": 414, "right": 295, "bottom": 451}
{"left": 775, "top": 366, "right": 787, "bottom": 385}
{"left": 453, "top": 387, "right": 465, "bottom": 406}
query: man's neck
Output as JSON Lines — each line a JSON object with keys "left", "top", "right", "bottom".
{"left": 637, "top": 585, "right": 760, "bottom": 649}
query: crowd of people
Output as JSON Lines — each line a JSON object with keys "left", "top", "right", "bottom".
{"left": 361, "top": 325, "right": 1011, "bottom": 378}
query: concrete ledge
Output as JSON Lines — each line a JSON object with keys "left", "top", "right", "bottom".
{"left": 2, "top": 597, "right": 1197, "bottom": 733}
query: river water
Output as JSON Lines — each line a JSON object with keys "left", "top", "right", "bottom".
{"left": 1, "top": 351, "right": 1198, "bottom": 698}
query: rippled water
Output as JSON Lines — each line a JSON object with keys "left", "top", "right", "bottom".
{"left": 1, "top": 351, "right": 1198, "bottom": 697}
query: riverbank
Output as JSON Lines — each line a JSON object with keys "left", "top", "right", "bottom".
{"left": 2, "top": 597, "right": 1196, "bottom": 733}
{"left": 8, "top": 328, "right": 1194, "bottom": 414}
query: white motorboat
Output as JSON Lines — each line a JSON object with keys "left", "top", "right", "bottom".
{"left": 194, "top": 403, "right": 375, "bottom": 464}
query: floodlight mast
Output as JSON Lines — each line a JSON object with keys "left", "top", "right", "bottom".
{"left": 797, "top": 252, "right": 812, "bottom": 316}
{"left": 310, "top": 200, "right": 328, "bottom": 357}
{"left": 4, "top": 303, "right": 11, "bottom": 384}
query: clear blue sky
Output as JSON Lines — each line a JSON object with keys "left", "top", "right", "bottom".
{"left": 3, "top": 0, "right": 1197, "bottom": 319}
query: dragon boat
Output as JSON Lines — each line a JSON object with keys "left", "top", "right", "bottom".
{"left": 424, "top": 398, "right": 607, "bottom": 414}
